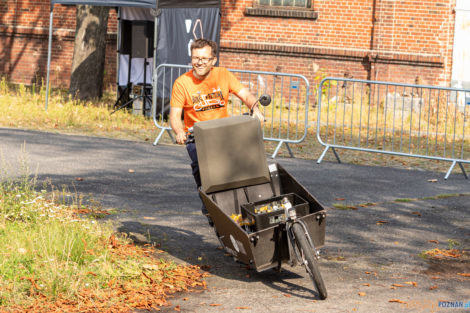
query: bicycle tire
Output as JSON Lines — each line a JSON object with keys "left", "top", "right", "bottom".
{"left": 291, "top": 222, "right": 327, "bottom": 300}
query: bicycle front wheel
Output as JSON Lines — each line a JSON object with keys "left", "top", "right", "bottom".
{"left": 291, "top": 222, "right": 327, "bottom": 300}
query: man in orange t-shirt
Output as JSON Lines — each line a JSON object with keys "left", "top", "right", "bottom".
{"left": 169, "top": 39, "right": 263, "bottom": 224}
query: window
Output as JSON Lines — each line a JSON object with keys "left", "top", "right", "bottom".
{"left": 258, "top": 0, "right": 311, "bottom": 8}
{"left": 245, "top": 0, "right": 317, "bottom": 19}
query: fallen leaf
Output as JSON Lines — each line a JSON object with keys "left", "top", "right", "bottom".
{"left": 283, "top": 294, "right": 292, "bottom": 297}
{"left": 431, "top": 276, "right": 440, "bottom": 280}
{"left": 362, "top": 283, "right": 370, "bottom": 287}
{"left": 425, "top": 248, "right": 462, "bottom": 258}
{"left": 235, "top": 307, "right": 251, "bottom": 310}
{"left": 86, "top": 271, "right": 97, "bottom": 276}
{"left": 393, "top": 241, "right": 399, "bottom": 245}
{"left": 427, "top": 179, "right": 438, "bottom": 183}
{"left": 143, "top": 216, "right": 156, "bottom": 220}
{"left": 411, "top": 211, "right": 422, "bottom": 217}
{"left": 174, "top": 305, "right": 181, "bottom": 311}
{"left": 389, "top": 299, "right": 406, "bottom": 304}
{"left": 335, "top": 198, "right": 345, "bottom": 201}
{"left": 358, "top": 292, "right": 366, "bottom": 297}
{"left": 210, "top": 304, "right": 222, "bottom": 306}
{"left": 429, "top": 285, "right": 438, "bottom": 290}
{"left": 404, "top": 281, "right": 418, "bottom": 287}
{"left": 390, "top": 286, "right": 396, "bottom": 290}
{"left": 392, "top": 284, "right": 404, "bottom": 287}
{"left": 376, "top": 220, "right": 388, "bottom": 225}
{"left": 183, "top": 298, "right": 189, "bottom": 301}
{"left": 365, "top": 271, "right": 371, "bottom": 274}
{"left": 141, "top": 271, "right": 154, "bottom": 284}
{"left": 128, "top": 169, "right": 135, "bottom": 173}
{"left": 457, "top": 273, "right": 470, "bottom": 277}
{"left": 75, "top": 177, "right": 83, "bottom": 181}
{"left": 428, "top": 240, "right": 439, "bottom": 244}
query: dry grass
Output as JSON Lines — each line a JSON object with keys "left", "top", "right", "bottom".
{"left": 0, "top": 78, "right": 158, "bottom": 142}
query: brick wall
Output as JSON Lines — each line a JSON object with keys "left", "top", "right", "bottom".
{"left": 221, "top": 0, "right": 455, "bottom": 87}
{"left": 0, "top": 0, "right": 456, "bottom": 90}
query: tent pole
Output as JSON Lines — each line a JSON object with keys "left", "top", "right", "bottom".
{"left": 45, "top": 5, "right": 54, "bottom": 111}
{"left": 116, "top": 7, "right": 121, "bottom": 100}
{"left": 151, "top": 4, "right": 159, "bottom": 122}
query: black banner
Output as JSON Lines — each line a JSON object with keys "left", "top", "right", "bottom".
{"left": 155, "top": 7, "right": 221, "bottom": 99}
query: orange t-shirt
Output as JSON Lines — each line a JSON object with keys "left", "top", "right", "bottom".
{"left": 170, "top": 67, "right": 244, "bottom": 132}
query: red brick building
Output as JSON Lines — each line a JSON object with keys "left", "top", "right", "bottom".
{"left": 0, "top": 0, "right": 464, "bottom": 90}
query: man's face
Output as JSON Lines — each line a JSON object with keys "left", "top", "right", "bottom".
{"left": 191, "top": 46, "right": 216, "bottom": 80}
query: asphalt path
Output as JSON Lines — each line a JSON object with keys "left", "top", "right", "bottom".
{"left": 1, "top": 128, "right": 469, "bottom": 313}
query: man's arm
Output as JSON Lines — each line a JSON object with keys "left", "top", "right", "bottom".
{"left": 169, "top": 107, "right": 187, "bottom": 144}
{"left": 236, "top": 87, "right": 264, "bottom": 122}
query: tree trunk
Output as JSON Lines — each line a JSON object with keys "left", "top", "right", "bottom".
{"left": 69, "top": 5, "right": 109, "bottom": 100}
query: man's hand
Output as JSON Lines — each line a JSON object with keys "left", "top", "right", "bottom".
{"left": 169, "top": 107, "right": 187, "bottom": 145}
{"left": 236, "top": 88, "right": 265, "bottom": 124}
{"left": 251, "top": 106, "right": 265, "bottom": 124}
{"left": 175, "top": 131, "right": 187, "bottom": 145}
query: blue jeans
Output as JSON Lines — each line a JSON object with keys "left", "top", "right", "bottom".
{"left": 186, "top": 142, "right": 202, "bottom": 188}
{"left": 186, "top": 142, "right": 210, "bottom": 220}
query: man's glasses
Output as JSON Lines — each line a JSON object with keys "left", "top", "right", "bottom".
{"left": 191, "top": 57, "right": 214, "bottom": 64}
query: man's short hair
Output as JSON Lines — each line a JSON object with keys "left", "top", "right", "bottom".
{"left": 190, "top": 38, "right": 217, "bottom": 57}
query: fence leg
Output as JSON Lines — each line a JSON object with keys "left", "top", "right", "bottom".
{"left": 332, "top": 147, "right": 341, "bottom": 163}
{"left": 444, "top": 161, "right": 456, "bottom": 180}
{"left": 153, "top": 128, "right": 174, "bottom": 146}
{"left": 317, "top": 146, "right": 342, "bottom": 164}
{"left": 271, "top": 141, "right": 283, "bottom": 159}
{"left": 458, "top": 162, "right": 468, "bottom": 179}
{"left": 285, "top": 142, "right": 294, "bottom": 158}
{"left": 317, "top": 146, "right": 330, "bottom": 164}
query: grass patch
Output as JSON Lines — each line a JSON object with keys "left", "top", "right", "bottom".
{"left": 332, "top": 203, "right": 359, "bottom": 210}
{"left": 393, "top": 198, "right": 414, "bottom": 203}
{"left": 435, "top": 193, "right": 460, "bottom": 199}
{"left": 0, "top": 172, "right": 207, "bottom": 312}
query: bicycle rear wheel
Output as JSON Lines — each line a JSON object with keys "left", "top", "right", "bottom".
{"left": 291, "top": 222, "right": 327, "bottom": 300}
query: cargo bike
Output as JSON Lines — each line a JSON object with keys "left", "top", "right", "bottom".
{"left": 192, "top": 96, "right": 328, "bottom": 299}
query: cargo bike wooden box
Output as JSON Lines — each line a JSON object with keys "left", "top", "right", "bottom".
{"left": 194, "top": 115, "right": 328, "bottom": 299}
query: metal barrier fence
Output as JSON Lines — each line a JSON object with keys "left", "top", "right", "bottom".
{"left": 316, "top": 77, "right": 470, "bottom": 179}
{"left": 151, "top": 64, "right": 311, "bottom": 158}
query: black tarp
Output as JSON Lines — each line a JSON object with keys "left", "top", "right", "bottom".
{"left": 155, "top": 7, "right": 221, "bottom": 101}
{"left": 50, "top": 0, "right": 220, "bottom": 8}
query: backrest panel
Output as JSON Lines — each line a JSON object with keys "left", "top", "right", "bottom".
{"left": 194, "top": 116, "right": 270, "bottom": 193}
